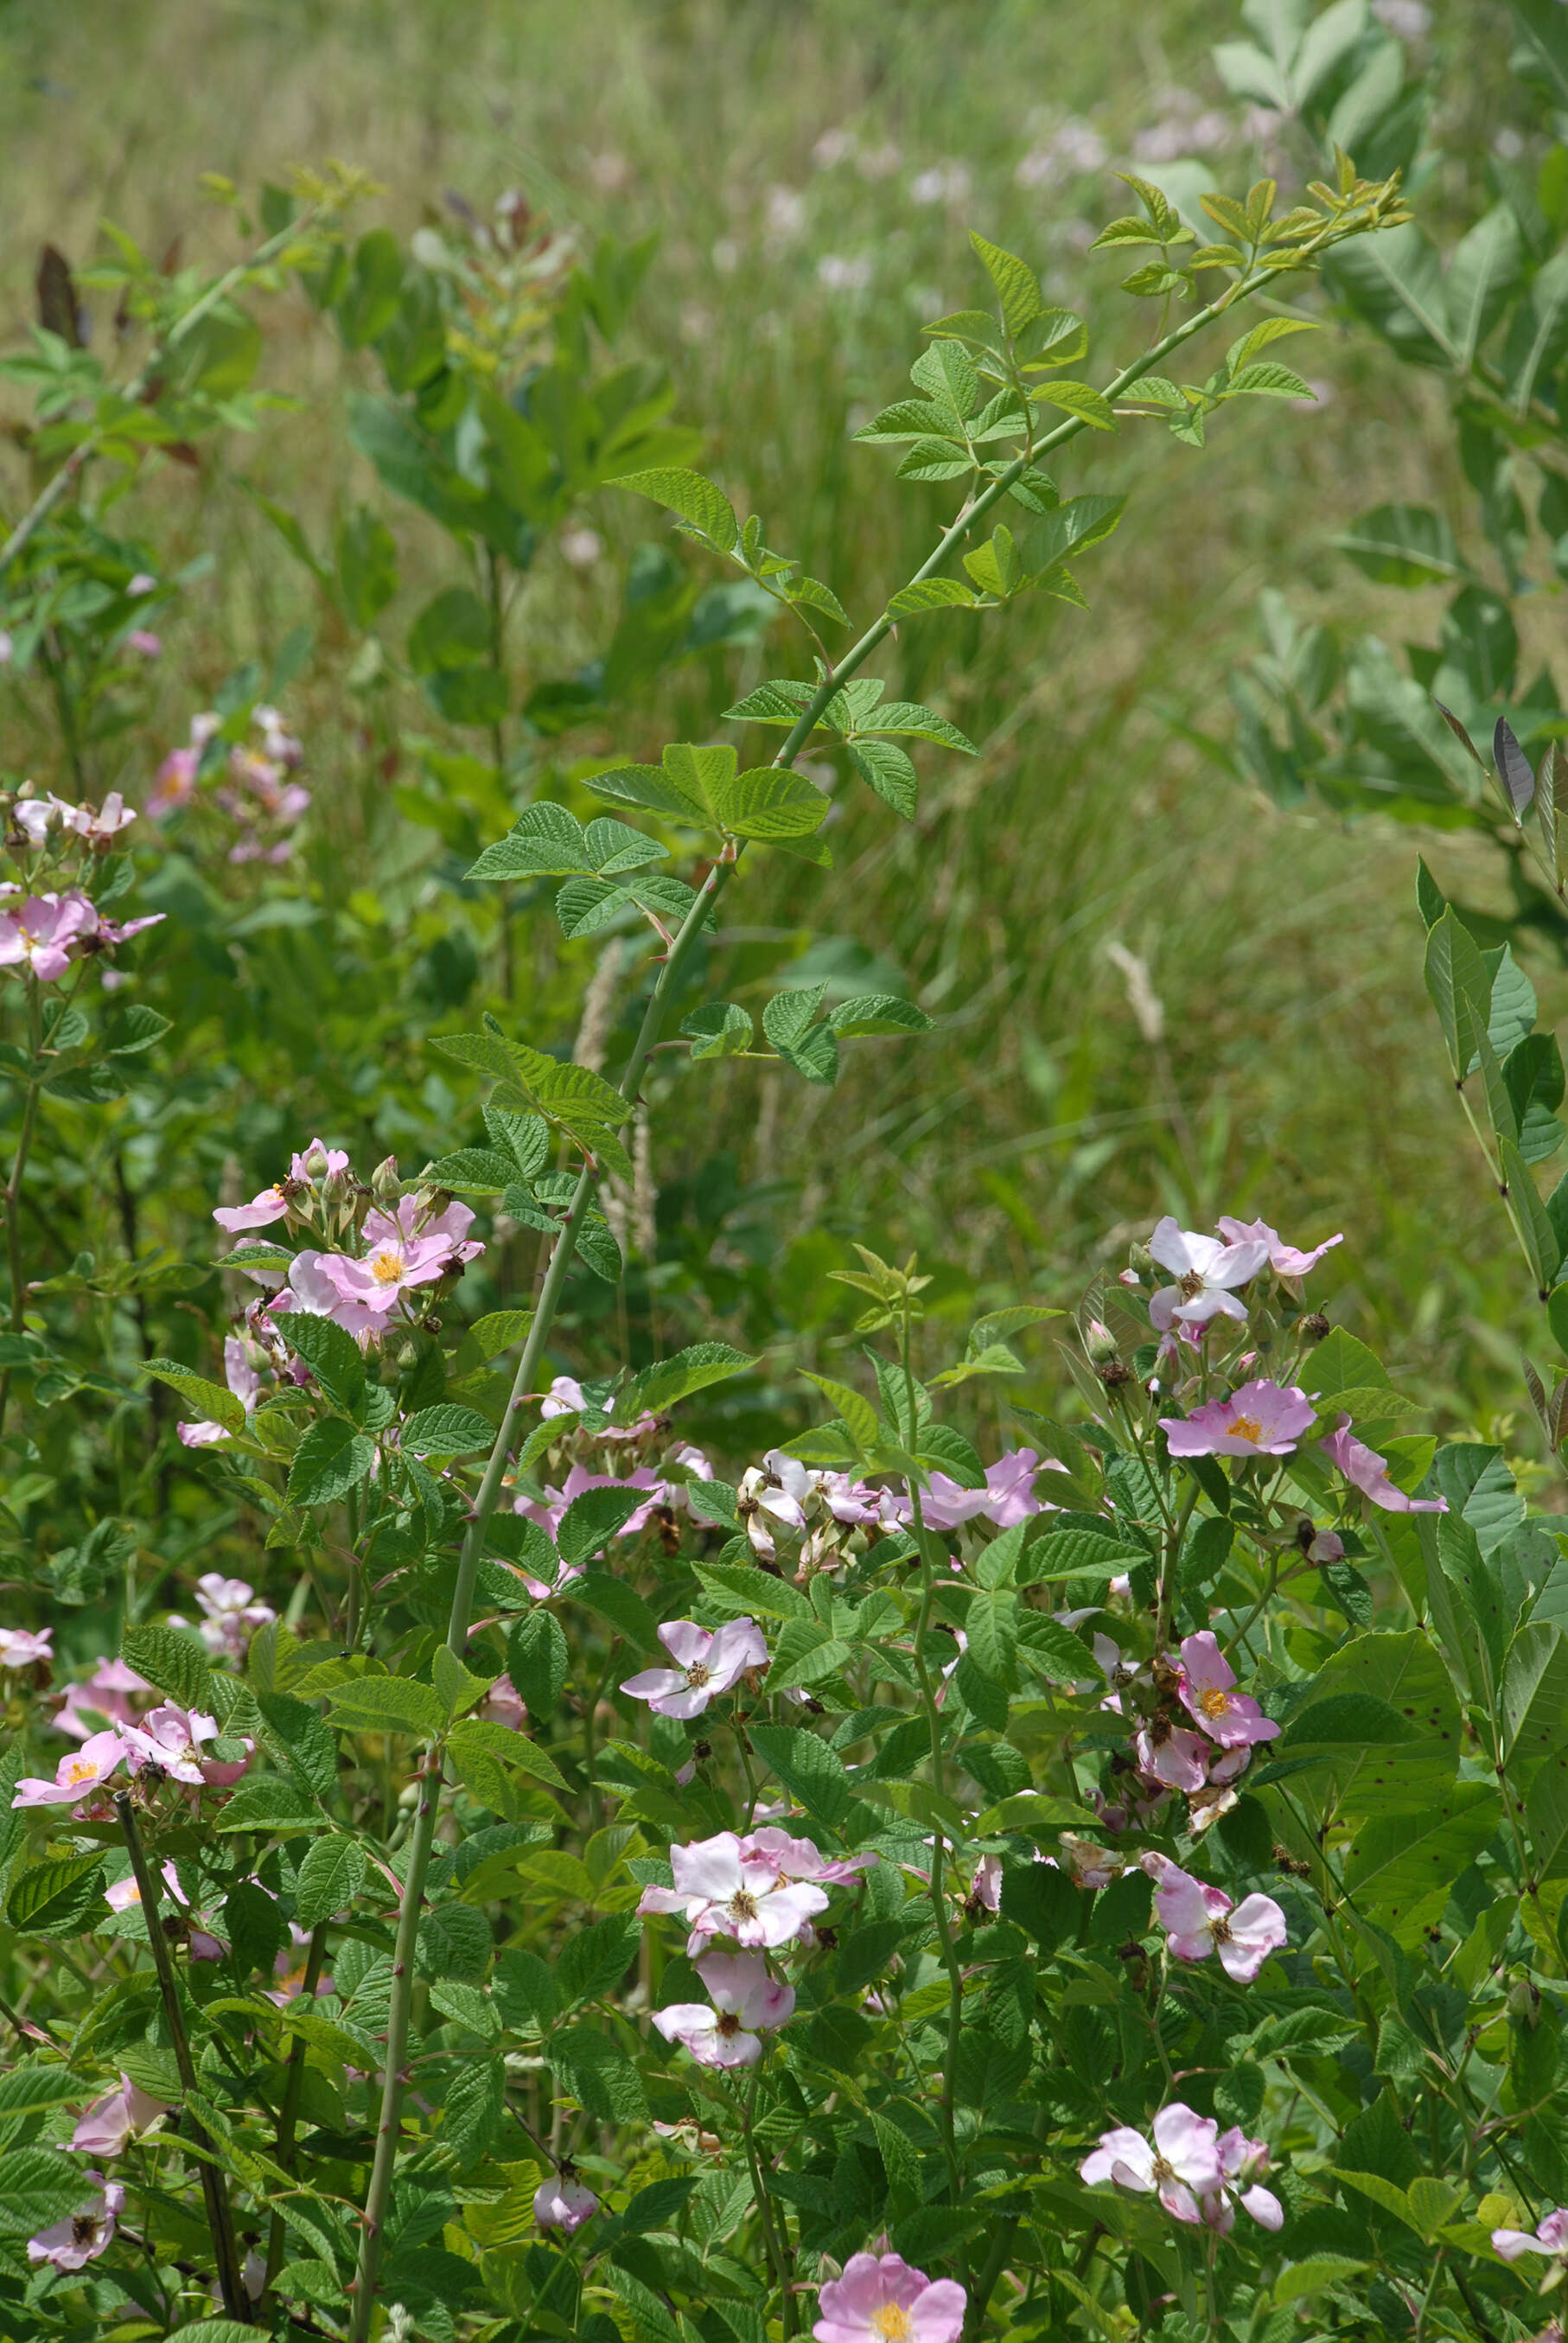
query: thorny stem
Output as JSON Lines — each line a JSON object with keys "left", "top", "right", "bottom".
{"left": 261, "top": 1925, "right": 330, "bottom": 2299}
{"left": 114, "top": 1795, "right": 251, "bottom": 2325}
{"left": 349, "top": 203, "right": 1396, "bottom": 2339}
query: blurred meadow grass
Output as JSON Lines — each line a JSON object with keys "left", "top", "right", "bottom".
{"left": 0, "top": 0, "right": 1546, "bottom": 1427}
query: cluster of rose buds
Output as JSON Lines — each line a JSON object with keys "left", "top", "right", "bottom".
{"left": 179, "top": 1143, "right": 487, "bottom": 1441}
{"left": 151, "top": 704, "right": 309, "bottom": 864}
{"left": 734, "top": 1443, "right": 1049, "bottom": 1588}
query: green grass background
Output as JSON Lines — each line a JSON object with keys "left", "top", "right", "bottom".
{"left": 0, "top": 0, "right": 1546, "bottom": 1433}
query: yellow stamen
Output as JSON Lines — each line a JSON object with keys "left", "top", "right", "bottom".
{"left": 369, "top": 1248, "right": 404, "bottom": 1284}
{"left": 1198, "top": 1686, "right": 1231, "bottom": 1720}
{"left": 1227, "top": 1413, "right": 1263, "bottom": 1444}
{"left": 872, "top": 2310, "right": 913, "bottom": 2342}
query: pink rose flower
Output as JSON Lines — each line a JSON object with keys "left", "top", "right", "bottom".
{"left": 922, "top": 1448, "right": 1045, "bottom": 1530}
{"left": 98, "top": 910, "right": 164, "bottom": 950}
{"left": 1176, "top": 1631, "right": 1280, "bottom": 1749}
{"left": 1214, "top": 1214, "right": 1342, "bottom": 1280}
{"left": 743, "top": 1827, "right": 877, "bottom": 1887}
{"left": 0, "top": 891, "right": 99, "bottom": 980}
{"left": 479, "top": 1673, "right": 527, "bottom": 1731}
{"left": 124, "top": 1704, "right": 252, "bottom": 1789}
{"left": 54, "top": 1659, "right": 150, "bottom": 1741}
{"left": 58, "top": 791, "right": 136, "bottom": 842}
{"left": 1161, "top": 1378, "right": 1315, "bottom": 1459}
{"left": 150, "top": 745, "right": 198, "bottom": 814}
{"left": 1322, "top": 1415, "right": 1447, "bottom": 1513}
{"left": 1143, "top": 1855, "right": 1287, "bottom": 1982}
{"left": 636, "top": 1829, "right": 831, "bottom": 1957}
{"left": 621, "top": 1617, "right": 767, "bottom": 1720}
{"left": 190, "top": 1570, "right": 275, "bottom": 1660}
{"left": 1146, "top": 1216, "right": 1269, "bottom": 1331}
{"left": 968, "top": 1852, "right": 1003, "bottom": 1912}
{"left": 13, "top": 1729, "right": 130, "bottom": 1808}
{"left": 514, "top": 1461, "right": 665, "bottom": 1545}
{"left": 28, "top": 2173, "right": 124, "bottom": 2270}
{"left": 273, "top": 1249, "right": 382, "bottom": 1343}
{"left": 11, "top": 796, "right": 58, "bottom": 846}
{"left": 316, "top": 1228, "right": 455, "bottom": 1314}
{"left": 653, "top": 1948, "right": 795, "bottom": 2067}
{"left": 214, "top": 1180, "right": 293, "bottom": 1233}
{"left": 813, "top": 2251, "right": 966, "bottom": 2343}
{"left": 1080, "top": 2102, "right": 1223, "bottom": 2225}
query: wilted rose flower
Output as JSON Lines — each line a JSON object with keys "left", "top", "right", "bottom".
{"left": 28, "top": 2173, "right": 124, "bottom": 2270}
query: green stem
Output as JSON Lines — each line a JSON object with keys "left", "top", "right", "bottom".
{"left": 963, "top": 2212, "right": 1019, "bottom": 2341}
{"left": 771, "top": 237, "right": 1367, "bottom": 774}
{"left": 261, "top": 1925, "right": 329, "bottom": 2298}
{"left": 485, "top": 546, "right": 516, "bottom": 1001}
{"left": 347, "top": 1743, "right": 442, "bottom": 2338}
{"left": 113, "top": 1795, "right": 251, "bottom": 2325}
{"left": 347, "top": 862, "right": 735, "bottom": 2341}
{"left": 741, "top": 2070, "right": 794, "bottom": 2339}
{"left": 0, "top": 978, "right": 45, "bottom": 1437}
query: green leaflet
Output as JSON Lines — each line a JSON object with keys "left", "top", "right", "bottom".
{"left": 1341, "top": 1781, "right": 1501, "bottom": 1939}
{"left": 609, "top": 464, "right": 738, "bottom": 551}
{"left": 325, "top": 1676, "right": 445, "bottom": 1738}
{"left": 286, "top": 1417, "right": 376, "bottom": 1508}
{"left": 140, "top": 1356, "right": 245, "bottom": 1434}
{"left": 122, "top": 1620, "right": 218, "bottom": 1713}
{"left": 293, "top": 1832, "right": 369, "bottom": 1929}
{"left": 619, "top": 1340, "right": 756, "bottom": 1418}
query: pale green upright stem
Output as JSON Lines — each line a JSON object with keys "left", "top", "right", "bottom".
{"left": 348, "top": 863, "right": 733, "bottom": 2340}
{"left": 0, "top": 977, "right": 44, "bottom": 1438}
